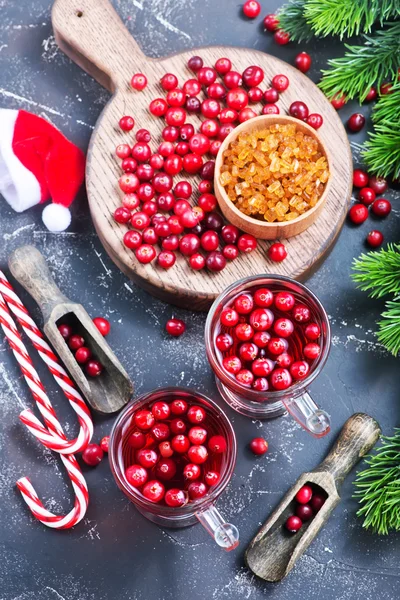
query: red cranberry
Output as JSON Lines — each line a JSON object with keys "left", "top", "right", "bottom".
{"left": 154, "top": 221, "right": 171, "bottom": 238}
{"left": 183, "top": 78, "right": 202, "bottom": 96}
{"left": 161, "top": 73, "right": 178, "bottom": 91}
{"left": 121, "top": 157, "right": 137, "bottom": 173}
{"left": 166, "top": 89, "right": 186, "bottom": 107}
{"left": 221, "top": 307, "right": 239, "bottom": 327}
{"left": 183, "top": 463, "right": 201, "bottom": 480}
{"left": 248, "top": 87, "right": 263, "bottom": 103}
{"left": 165, "top": 107, "right": 186, "bottom": 127}
{"left": 219, "top": 123, "right": 235, "bottom": 140}
{"left": 359, "top": 187, "right": 376, "bottom": 205}
{"left": 137, "top": 448, "right": 158, "bottom": 469}
{"left": 250, "top": 308, "right": 274, "bottom": 331}
{"left": 188, "top": 55, "right": 203, "bottom": 72}
{"left": 348, "top": 113, "right": 366, "bottom": 133}
{"left": 125, "top": 464, "right": 148, "bottom": 487}
{"left": 222, "top": 355, "right": 242, "bottom": 374}
{"left": 290, "top": 360, "right": 310, "bottom": 380}
{"left": 116, "top": 144, "right": 131, "bottom": 159}
{"left": 174, "top": 199, "right": 191, "bottom": 216}
{"left": 304, "top": 323, "right": 320, "bottom": 340}
{"left": 274, "top": 317, "right": 294, "bottom": 338}
{"left": 165, "top": 318, "right": 186, "bottom": 337}
{"left": 151, "top": 423, "right": 170, "bottom": 442}
{"left": 201, "top": 119, "right": 220, "bottom": 138}
{"left": 254, "top": 288, "right": 273, "bottom": 307}
{"left": 171, "top": 434, "right": 190, "bottom": 453}
{"left": 235, "top": 323, "right": 254, "bottom": 343}
{"left": 200, "top": 160, "right": 216, "bottom": 181}
{"left": 173, "top": 181, "right": 192, "bottom": 199}
{"left": 162, "top": 125, "right": 179, "bottom": 143}
{"left": 151, "top": 401, "right": 170, "bottom": 421}
{"left": 188, "top": 481, "right": 208, "bottom": 500}
{"left": 289, "top": 101, "right": 309, "bottom": 120}
{"left": 188, "top": 445, "right": 208, "bottom": 464}
{"left": 304, "top": 343, "right": 320, "bottom": 360}
{"left": 149, "top": 98, "right": 168, "bottom": 117}
{"left": 131, "top": 211, "right": 150, "bottom": 230}
{"left": 136, "top": 164, "right": 153, "bottom": 181}
{"left": 190, "top": 253, "right": 206, "bottom": 270}
{"left": 187, "top": 405, "right": 206, "bottom": 424}
{"left": 274, "top": 30, "right": 290, "bottom": 45}
{"left": 239, "top": 107, "right": 257, "bottom": 122}
{"left": 371, "top": 198, "right": 391, "bottom": 217}
{"left": 239, "top": 342, "right": 259, "bottom": 361}
{"left": 179, "top": 124, "right": 195, "bottom": 141}
{"left": 134, "top": 409, "right": 155, "bottom": 430}
{"left": 142, "top": 480, "right": 165, "bottom": 503}
{"left": 294, "top": 52, "right": 312, "bottom": 73}
{"left": 131, "top": 73, "right": 147, "bottom": 90}
{"left": 380, "top": 82, "right": 393, "bottom": 95}
{"left": 296, "top": 504, "right": 313, "bottom": 522}
{"left": 197, "top": 67, "right": 217, "bottom": 86}
{"left": 216, "top": 333, "right": 234, "bottom": 351}
{"left": 201, "top": 99, "right": 221, "bottom": 119}
{"left": 75, "top": 346, "right": 91, "bottom": 363}
{"left": 82, "top": 443, "right": 103, "bottom": 466}
{"left": 132, "top": 142, "right": 152, "bottom": 162}
{"left": 306, "top": 114, "right": 323, "bottom": 130}
{"left": 205, "top": 471, "right": 220, "bottom": 486}
{"left": 264, "top": 13, "right": 279, "bottom": 31}
{"left": 215, "top": 57, "right": 232, "bottom": 74}
{"left": 242, "top": 66, "right": 264, "bottom": 88}
{"left": 249, "top": 437, "right": 268, "bottom": 455}
{"left": 242, "top": 0, "right": 261, "bottom": 18}
{"left": 226, "top": 88, "right": 249, "bottom": 111}
{"left": 272, "top": 74, "right": 289, "bottom": 92}
{"left": 262, "top": 104, "right": 280, "bottom": 115}
{"left": 189, "top": 133, "right": 210, "bottom": 156}
{"left": 238, "top": 234, "right": 257, "bottom": 253}
{"left": 201, "top": 231, "right": 219, "bottom": 252}
{"left": 270, "top": 367, "right": 292, "bottom": 390}
{"left": 223, "top": 245, "right": 239, "bottom": 260}
{"left": 206, "top": 252, "right": 226, "bottom": 272}
{"left": 208, "top": 435, "right": 227, "bottom": 453}
{"left": 186, "top": 97, "right": 201, "bottom": 114}
{"left": 353, "top": 169, "right": 369, "bottom": 188}
{"left": 188, "top": 426, "right": 208, "bottom": 445}
{"left": 58, "top": 323, "right": 72, "bottom": 339}
{"left": 252, "top": 358, "right": 274, "bottom": 377}
{"left": 369, "top": 175, "right": 388, "bottom": 195}
{"left": 331, "top": 92, "right": 347, "bottom": 110}
{"left": 253, "top": 331, "right": 271, "bottom": 348}
{"left": 122, "top": 194, "right": 140, "bottom": 211}
{"left": 119, "top": 174, "right": 139, "bottom": 194}
{"left": 236, "top": 369, "right": 254, "bottom": 386}
{"left": 91, "top": 316, "right": 110, "bottom": 337}
{"left": 364, "top": 87, "right": 377, "bottom": 102}
{"left": 366, "top": 230, "right": 384, "bottom": 248}
{"left": 183, "top": 153, "right": 203, "bottom": 174}
{"left": 129, "top": 431, "right": 146, "bottom": 449}
{"left": 170, "top": 399, "right": 188, "bottom": 415}
{"left": 296, "top": 485, "right": 313, "bottom": 504}
{"left": 155, "top": 458, "right": 177, "bottom": 481}
{"left": 165, "top": 489, "right": 188, "bottom": 507}
{"left": 68, "top": 335, "right": 85, "bottom": 351}
{"left": 175, "top": 140, "right": 190, "bottom": 155}
{"left": 235, "top": 294, "right": 254, "bottom": 314}
{"left": 292, "top": 304, "right": 310, "bottom": 323}
{"left": 253, "top": 377, "right": 269, "bottom": 391}
{"left": 162, "top": 235, "right": 179, "bottom": 251}
{"left": 205, "top": 211, "right": 224, "bottom": 231}
{"left": 285, "top": 515, "right": 302, "bottom": 533}
{"left": 149, "top": 153, "right": 164, "bottom": 170}
{"left": 263, "top": 88, "right": 279, "bottom": 103}
{"left": 179, "top": 234, "right": 201, "bottom": 256}
{"left": 198, "top": 193, "right": 217, "bottom": 213}
{"left": 275, "top": 291, "right": 295, "bottom": 312}
{"left": 100, "top": 436, "right": 109, "bottom": 453}
{"left": 159, "top": 441, "right": 173, "bottom": 458}
{"left": 219, "top": 107, "right": 239, "bottom": 122}
{"left": 276, "top": 352, "right": 293, "bottom": 368}
{"left": 348, "top": 203, "right": 368, "bottom": 224}
{"left": 310, "top": 493, "right": 326, "bottom": 512}
{"left": 135, "top": 244, "right": 156, "bottom": 264}
{"left": 224, "top": 71, "right": 242, "bottom": 89}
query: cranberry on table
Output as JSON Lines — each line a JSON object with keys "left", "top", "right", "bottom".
{"left": 238, "top": 234, "right": 257, "bottom": 253}
{"left": 368, "top": 175, "right": 388, "bottom": 195}
{"left": 294, "top": 52, "right": 312, "bottom": 73}
{"left": 100, "top": 436, "right": 109, "bottom": 453}
{"left": 188, "top": 55, "right": 203, "bottom": 72}
{"left": 223, "top": 245, "right": 239, "bottom": 261}
{"left": 75, "top": 346, "right": 91, "bottom": 364}
{"left": 165, "top": 318, "right": 186, "bottom": 337}
{"left": 131, "top": 73, "right": 147, "bottom": 90}
{"left": 189, "top": 253, "right": 206, "bottom": 270}
{"left": 167, "top": 89, "right": 186, "bottom": 107}
{"left": 285, "top": 515, "right": 302, "bottom": 533}
{"left": 263, "top": 87, "right": 279, "bottom": 104}
{"left": 353, "top": 169, "right": 369, "bottom": 188}
{"left": 306, "top": 113, "right": 323, "bottom": 130}
{"left": 114, "top": 206, "right": 132, "bottom": 224}
{"left": 366, "top": 230, "right": 384, "bottom": 248}
{"left": 82, "top": 443, "right": 104, "bottom": 466}
{"left": 58, "top": 323, "right": 72, "bottom": 339}
{"left": 183, "top": 153, "right": 203, "bottom": 174}
{"left": 248, "top": 87, "right": 263, "bottom": 102}
{"left": 197, "top": 67, "right": 217, "bottom": 85}
{"left": 142, "top": 480, "right": 165, "bottom": 503}
{"left": 272, "top": 74, "right": 289, "bottom": 92}
{"left": 186, "top": 96, "right": 201, "bottom": 114}
{"left": 205, "top": 211, "right": 224, "bottom": 232}
{"left": 263, "top": 13, "right": 279, "bottom": 32}
{"left": 215, "top": 57, "right": 232, "bottom": 74}
{"left": 183, "top": 78, "right": 202, "bottom": 96}
{"left": 348, "top": 203, "right": 368, "bottom": 224}
{"left": 226, "top": 88, "right": 249, "bottom": 111}
{"left": 330, "top": 92, "right": 347, "bottom": 110}
{"left": 116, "top": 143, "right": 131, "bottom": 159}
{"left": 347, "top": 113, "right": 366, "bottom": 133}
{"left": 289, "top": 101, "right": 309, "bottom": 120}
{"left": 122, "top": 157, "right": 138, "bottom": 173}
{"left": 249, "top": 437, "right": 268, "bottom": 456}
{"left": 135, "top": 244, "right": 157, "bottom": 264}
{"left": 119, "top": 115, "right": 135, "bottom": 131}
{"left": 239, "top": 107, "right": 257, "bottom": 122}
{"left": 93, "top": 316, "right": 111, "bottom": 336}
{"left": 371, "top": 198, "right": 391, "bottom": 217}
{"left": 125, "top": 465, "right": 148, "bottom": 487}
{"left": 242, "top": 0, "right": 261, "bottom": 18}
{"left": 274, "top": 29, "right": 290, "bottom": 45}
{"left": 68, "top": 334, "right": 85, "bottom": 351}
{"left": 242, "top": 65, "right": 264, "bottom": 88}
{"left": 149, "top": 98, "right": 168, "bottom": 117}
{"left": 136, "top": 128, "right": 151, "bottom": 143}
{"left": 165, "top": 489, "right": 188, "bottom": 507}
{"left": 160, "top": 73, "right": 178, "bottom": 91}
{"left": 268, "top": 242, "right": 287, "bottom": 262}
{"left": 262, "top": 104, "right": 280, "bottom": 115}
{"left": 359, "top": 187, "right": 376, "bottom": 205}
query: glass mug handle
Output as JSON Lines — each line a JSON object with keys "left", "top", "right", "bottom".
{"left": 282, "top": 391, "right": 331, "bottom": 438}
{"left": 196, "top": 504, "right": 239, "bottom": 551}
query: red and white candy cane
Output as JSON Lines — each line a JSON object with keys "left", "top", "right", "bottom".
{"left": 0, "top": 272, "right": 93, "bottom": 454}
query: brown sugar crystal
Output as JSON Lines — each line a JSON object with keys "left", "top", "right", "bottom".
{"left": 219, "top": 123, "right": 329, "bottom": 222}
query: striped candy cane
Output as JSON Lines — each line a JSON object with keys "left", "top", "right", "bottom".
{"left": 0, "top": 273, "right": 93, "bottom": 454}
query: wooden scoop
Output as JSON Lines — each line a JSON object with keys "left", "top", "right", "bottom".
{"left": 245, "top": 413, "right": 380, "bottom": 582}
{"left": 50, "top": 0, "right": 352, "bottom": 310}
{"left": 8, "top": 245, "right": 133, "bottom": 414}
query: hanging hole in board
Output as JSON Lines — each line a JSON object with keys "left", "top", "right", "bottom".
{"left": 76, "top": 10, "right": 83, "bottom": 17}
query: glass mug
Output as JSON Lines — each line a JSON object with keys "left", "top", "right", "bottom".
{"left": 109, "top": 387, "right": 239, "bottom": 551}
{"left": 205, "top": 275, "right": 331, "bottom": 438}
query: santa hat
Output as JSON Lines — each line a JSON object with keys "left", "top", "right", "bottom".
{"left": 0, "top": 109, "right": 85, "bottom": 231}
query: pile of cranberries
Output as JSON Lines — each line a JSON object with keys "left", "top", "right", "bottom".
{"left": 349, "top": 169, "right": 390, "bottom": 248}
{"left": 285, "top": 484, "right": 326, "bottom": 533}
{"left": 123, "top": 397, "right": 227, "bottom": 506}
{"left": 215, "top": 286, "right": 322, "bottom": 392}
{"left": 58, "top": 316, "right": 110, "bottom": 378}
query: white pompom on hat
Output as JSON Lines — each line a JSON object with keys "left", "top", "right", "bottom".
{"left": 0, "top": 109, "right": 85, "bottom": 231}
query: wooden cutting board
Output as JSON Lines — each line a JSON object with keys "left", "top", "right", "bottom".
{"left": 52, "top": 0, "right": 352, "bottom": 311}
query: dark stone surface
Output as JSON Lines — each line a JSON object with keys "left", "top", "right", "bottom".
{"left": 1, "top": 2, "right": 399, "bottom": 599}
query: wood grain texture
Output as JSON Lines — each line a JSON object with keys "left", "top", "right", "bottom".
{"left": 245, "top": 413, "right": 381, "bottom": 582}
{"left": 8, "top": 246, "right": 133, "bottom": 414}
{"left": 52, "top": 0, "right": 353, "bottom": 311}
{"left": 215, "top": 114, "right": 332, "bottom": 239}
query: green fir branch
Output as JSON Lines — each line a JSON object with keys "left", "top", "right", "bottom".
{"left": 354, "top": 430, "right": 400, "bottom": 534}
{"left": 304, "top": 0, "right": 400, "bottom": 39}
{"left": 319, "top": 22, "right": 400, "bottom": 102}
{"left": 377, "top": 301, "right": 400, "bottom": 356}
{"left": 277, "top": 0, "right": 314, "bottom": 43}
{"left": 352, "top": 244, "right": 400, "bottom": 299}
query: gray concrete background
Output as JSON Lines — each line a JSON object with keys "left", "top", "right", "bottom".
{"left": 1, "top": 1, "right": 399, "bottom": 599}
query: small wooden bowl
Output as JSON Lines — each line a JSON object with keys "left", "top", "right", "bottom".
{"left": 214, "top": 115, "right": 332, "bottom": 240}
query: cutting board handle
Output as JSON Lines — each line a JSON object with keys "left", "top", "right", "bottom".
{"left": 52, "top": 0, "right": 147, "bottom": 91}
{"left": 8, "top": 246, "right": 70, "bottom": 322}
{"left": 313, "top": 413, "right": 381, "bottom": 488}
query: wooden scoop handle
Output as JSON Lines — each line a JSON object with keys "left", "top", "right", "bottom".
{"left": 51, "top": 0, "right": 147, "bottom": 91}
{"left": 313, "top": 413, "right": 381, "bottom": 488}
{"left": 8, "top": 246, "right": 70, "bottom": 322}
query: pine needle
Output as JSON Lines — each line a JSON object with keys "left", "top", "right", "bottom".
{"left": 319, "top": 22, "right": 400, "bottom": 102}
{"left": 277, "top": 0, "right": 314, "bottom": 43}
{"left": 304, "top": 0, "right": 400, "bottom": 39}
{"left": 352, "top": 244, "right": 400, "bottom": 299}
{"left": 377, "top": 301, "right": 400, "bottom": 356}
{"left": 354, "top": 431, "right": 400, "bottom": 534}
